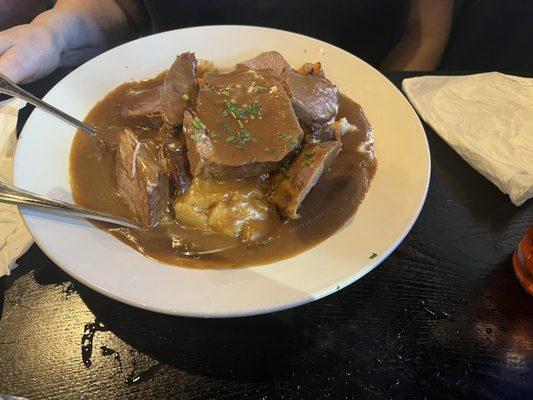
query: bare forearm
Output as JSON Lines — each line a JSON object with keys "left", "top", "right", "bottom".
{"left": 382, "top": 36, "right": 450, "bottom": 71}
{"left": 381, "top": 0, "right": 454, "bottom": 71}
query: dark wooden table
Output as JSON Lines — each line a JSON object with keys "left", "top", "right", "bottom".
{"left": 1, "top": 71, "right": 532, "bottom": 400}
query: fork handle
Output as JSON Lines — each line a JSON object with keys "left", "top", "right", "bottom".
{"left": 0, "top": 73, "right": 96, "bottom": 136}
{"left": 0, "top": 181, "right": 140, "bottom": 229}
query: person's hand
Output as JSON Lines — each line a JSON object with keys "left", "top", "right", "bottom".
{"left": 0, "top": 0, "right": 145, "bottom": 84}
{"left": 0, "top": 22, "right": 62, "bottom": 84}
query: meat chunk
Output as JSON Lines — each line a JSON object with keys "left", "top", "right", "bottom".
{"left": 99, "top": 126, "right": 124, "bottom": 153}
{"left": 160, "top": 52, "right": 198, "bottom": 127}
{"left": 184, "top": 69, "right": 304, "bottom": 179}
{"left": 159, "top": 128, "right": 191, "bottom": 195}
{"left": 115, "top": 129, "right": 169, "bottom": 227}
{"left": 268, "top": 141, "right": 342, "bottom": 219}
{"left": 236, "top": 51, "right": 290, "bottom": 79}
{"left": 284, "top": 68, "right": 339, "bottom": 125}
{"left": 120, "top": 86, "right": 161, "bottom": 118}
{"left": 237, "top": 52, "right": 339, "bottom": 125}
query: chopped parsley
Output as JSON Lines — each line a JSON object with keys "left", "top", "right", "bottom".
{"left": 369, "top": 252, "right": 377, "bottom": 259}
{"left": 244, "top": 102, "right": 261, "bottom": 120}
{"left": 190, "top": 133, "right": 201, "bottom": 142}
{"left": 181, "top": 93, "right": 189, "bottom": 102}
{"left": 225, "top": 128, "right": 256, "bottom": 151}
{"left": 302, "top": 150, "right": 316, "bottom": 166}
{"left": 191, "top": 117, "right": 206, "bottom": 130}
{"left": 275, "top": 132, "right": 298, "bottom": 150}
{"left": 252, "top": 84, "right": 268, "bottom": 93}
{"left": 220, "top": 100, "right": 261, "bottom": 120}
{"left": 220, "top": 89, "right": 230, "bottom": 97}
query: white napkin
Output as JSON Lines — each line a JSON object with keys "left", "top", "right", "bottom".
{"left": 0, "top": 98, "right": 33, "bottom": 277}
{"left": 403, "top": 72, "right": 533, "bottom": 206}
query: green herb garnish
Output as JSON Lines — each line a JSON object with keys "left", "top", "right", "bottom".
{"left": 369, "top": 252, "right": 377, "bottom": 259}
{"left": 225, "top": 128, "right": 255, "bottom": 151}
{"left": 220, "top": 100, "right": 261, "bottom": 120}
{"left": 221, "top": 90, "right": 230, "bottom": 97}
{"left": 190, "top": 133, "right": 200, "bottom": 142}
{"left": 245, "top": 102, "right": 261, "bottom": 119}
{"left": 181, "top": 93, "right": 189, "bottom": 102}
{"left": 275, "top": 132, "right": 298, "bottom": 150}
{"left": 191, "top": 117, "right": 206, "bottom": 130}
{"left": 252, "top": 85, "right": 268, "bottom": 93}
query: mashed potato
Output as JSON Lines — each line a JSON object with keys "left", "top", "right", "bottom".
{"left": 173, "top": 177, "right": 276, "bottom": 243}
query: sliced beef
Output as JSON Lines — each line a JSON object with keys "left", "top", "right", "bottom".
{"left": 160, "top": 52, "right": 198, "bottom": 127}
{"left": 159, "top": 128, "right": 191, "bottom": 195}
{"left": 100, "top": 126, "right": 125, "bottom": 153}
{"left": 238, "top": 52, "right": 339, "bottom": 125}
{"left": 115, "top": 129, "right": 169, "bottom": 227}
{"left": 236, "top": 51, "right": 290, "bottom": 79}
{"left": 184, "top": 69, "right": 304, "bottom": 179}
{"left": 284, "top": 68, "right": 339, "bottom": 125}
{"left": 268, "top": 141, "right": 342, "bottom": 219}
{"left": 120, "top": 86, "right": 161, "bottom": 118}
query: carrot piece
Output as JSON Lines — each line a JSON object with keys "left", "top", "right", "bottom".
{"left": 312, "top": 62, "right": 322, "bottom": 75}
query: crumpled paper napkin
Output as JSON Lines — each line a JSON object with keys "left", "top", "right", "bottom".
{"left": 0, "top": 98, "right": 33, "bottom": 276}
{"left": 403, "top": 72, "right": 533, "bottom": 206}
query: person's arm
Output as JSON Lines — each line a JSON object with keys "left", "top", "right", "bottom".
{"left": 0, "top": 0, "right": 147, "bottom": 84}
{"left": 381, "top": 0, "right": 455, "bottom": 71}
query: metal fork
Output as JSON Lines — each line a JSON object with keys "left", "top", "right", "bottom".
{"left": 0, "top": 181, "right": 139, "bottom": 228}
{"left": 0, "top": 182, "right": 238, "bottom": 256}
{"left": 0, "top": 73, "right": 96, "bottom": 136}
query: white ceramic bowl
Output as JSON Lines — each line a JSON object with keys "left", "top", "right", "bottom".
{"left": 14, "top": 26, "right": 430, "bottom": 317}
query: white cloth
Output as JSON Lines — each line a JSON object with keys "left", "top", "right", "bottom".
{"left": 403, "top": 72, "right": 533, "bottom": 206}
{"left": 0, "top": 98, "right": 33, "bottom": 276}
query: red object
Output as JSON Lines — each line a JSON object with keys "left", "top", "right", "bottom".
{"left": 513, "top": 227, "right": 533, "bottom": 295}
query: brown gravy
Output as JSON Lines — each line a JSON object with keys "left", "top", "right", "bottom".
{"left": 69, "top": 74, "right": 377, "bottom": 268}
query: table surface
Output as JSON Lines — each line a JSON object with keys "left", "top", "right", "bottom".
{"left": 1, "top": 71, "right": 532, "bottom": 400}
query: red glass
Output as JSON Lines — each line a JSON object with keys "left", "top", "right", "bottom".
{"left": 513, "top": 227, "right": 533, "bottom": 296}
